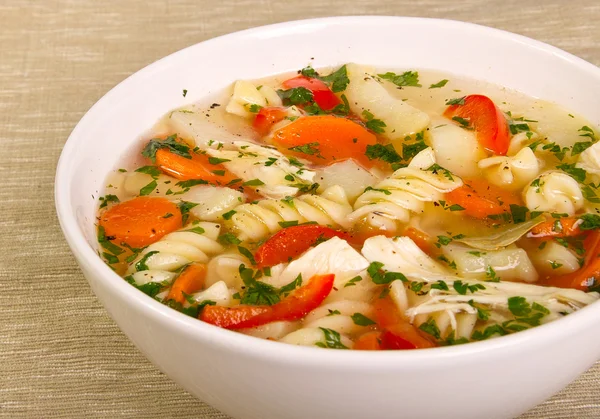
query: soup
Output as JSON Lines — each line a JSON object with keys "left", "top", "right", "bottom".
{"left": 96, "top": 63, "right": 600, "bottom": 350}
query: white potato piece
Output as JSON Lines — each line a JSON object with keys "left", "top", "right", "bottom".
{"left": 226, "top": 80, "right": 282, "bottom": 118}
{"left": 442, "top": 243, "right": 538, "bottom": 283}
{"left": 529, "top": 241, "right": 581, "bottom": 276}
{"left": 523, "top": 171, "right": 584, "bottom": 215}
{"left": 167, "top": 109, "right": 242, "bottom": 149}
{"left": 178, "top": 186, "right": 243, "bottom": 221}
{"left": 316, "top": 159, "right": 379, "bottom": 202}
{"left": 344, "top": 63, "right": 430, "bottom": 140}
{"left": 577, "top": 142, "right": 600, "bottom": 177}
{"left": 429, "top": 120, "right": 486, "bottom": 178}
{"left": 122, "top": 172, "right": 179, "bottom": 198}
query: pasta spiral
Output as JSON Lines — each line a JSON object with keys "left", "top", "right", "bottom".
{"left": 127, "top": 222, "right": 224, "bottom": 285}
{"left": 478, "top": 147, "right": 541, "bottom": 191}
{"left": 523, "top": 171, "right": 584, "bottom": 215}
{"left": 348, "top": 148, "right": 463, "bottom": 230}
{"left": 230, "top": 185, "right": 352, "bottom": 241}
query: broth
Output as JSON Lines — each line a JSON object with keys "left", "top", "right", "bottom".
{"left": 96, "top": 63, "right": 600, "bottom": 350}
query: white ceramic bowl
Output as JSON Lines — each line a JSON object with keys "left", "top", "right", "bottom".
{"left": 56, "top": 16, "right": 600, "bottom": 419}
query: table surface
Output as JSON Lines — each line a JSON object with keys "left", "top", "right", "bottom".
{"left": 2, "top": 0, "right": 600, "bottom": 417}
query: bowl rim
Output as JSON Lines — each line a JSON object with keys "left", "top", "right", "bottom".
{"left": 55, "top": 15, "right": 600, "bottom": 368}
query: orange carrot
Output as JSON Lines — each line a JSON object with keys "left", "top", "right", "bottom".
{"left": 155, "top": 148, "right": 238, "bottom": 185}
{"left": 528, "top": 217, "right": 583, "bottom": 238}
{"left": 446, "top": 178, "right": 521, "bottom": 220}
{"left": 353, "top": 331, "right": 383, "bottom": 350}
{"left": 166, "top": 264, "right": 207, "bottom": 304}
{"left": 373, "top": 296, "right": 403, "bottom": 328}
{"left": 372, "top": 296, "right": 436, "bottom": 349}
{"left": 271, "top": 115, "right": 377, "bottom": 166}
{"left": 404, "top": 227, "right": 432, "bottom": 254}
{"left": 99, "top": 196, "right": 182, "bottom": 247}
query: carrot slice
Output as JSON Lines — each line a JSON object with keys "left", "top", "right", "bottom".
{"left": 373, "top": 296, "right": 436, "bottom": 349}
{"left": 271, "top": 115, "right": 377, "bottom": 166}
{"left": 373, "top": 296, "right": 403, "bottom": 328}
{"left": 446, "top": 178, "right": 521, "bottom": 219}
{"left": 403, "top": 227, "right": 432, "bottom": 254}
{"left": 200, "top": 274, "right": 335, "bottom": 329}
{"left": 443, "top": 94, "right": 510, "bottom": 155}
{"left": 155, "top": 148, "right": 238, "bottom": 185}
{"left": 99, "top": 196, "right": 182, "bottom": 247}
{"left": 528, "top": 217, "right": 583, "bottom": 238}
{"left": 353, "top": 331, "right": 383, "bottom": 350}
{"left": 166, "top": 264, "right": 207, "bottom": 304}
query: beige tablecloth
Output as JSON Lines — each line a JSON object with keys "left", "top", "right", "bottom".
{"left": 2, "top": 0, "right": 600, "bottom": 417}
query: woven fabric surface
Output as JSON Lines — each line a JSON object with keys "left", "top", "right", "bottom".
{"left": 1, "top": 0, "right": 600, "bottom": 417}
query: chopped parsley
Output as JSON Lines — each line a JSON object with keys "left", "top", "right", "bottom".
{"left": 248, "top": 104, "right": 262, "bottom": 113}
{"left": 556, "top": 163, "right": 586, "bottom": 183}
{"left": 319, "top": 65, "right": 350, "bottom": 92}
{"left": 135, "top": 165, "right": 162, "bottom": 178}
{"left": 445, "top": 97, "right": 466, "bottom": 106}
{"left": 365, "top": 143, "right": 401, "bottom": 165}
{"left": 278, "top": 220, "right": 299, "bottom": 228}
{"left": 134, "top": 251, "right": 158, "bottom": 272}
{"left": 222, "top": 210, "right": 236, "bottom": 220}
{"left": 279, "top": 274, "right": 302, "bottom": 296}
{"left": 218, "top": 232, "right": 241, "bottom": 245}
{"left": 364, "top": 186, "right": 391, "bottom": 195}
{"left": 453, "top": 280, "right": 485, "bottom": 295}
{"left": 344, "top": 276, "right": 363, "bottom": 287}
{"left": 378, "top": 71, "right": 421, "bottom": 88}
{"left": 139, "top": 180, "right": 157, "bottom": 196}
{"left": 452, "top": 116, "right": 471, "bottom": 128}
{"left": 141, "top": 134, "right": 191, "bottom": 162}
{"left": 208, "top": 157, "right": 231, "bottom": 165}
{"left": 418, "top": 318, "right": 441, "bottom": 339}
{"left": 288, "top": 142, "right": 323, "bottom": 158}
{"left": 509, "top": 204, "right": 529, "bottom": 224}
{"left": 367, "top": 261, "right": 408, "bottom": 284}
{"left": 99, "top": 194, "right": 120, "bottom": 209}
{"left": 579, "top": 213, "right": 600, "bottom": 230}
{"left": 242, "top": 179, "right": 265, "bottom": 187}
{"left": 176, "top": 201, "right": 198, "bottom": 224}
{"left": 429, "top": 79, "right": 449, "bottom": 89}
{"left": 485, "top": 266, "right": 500, "bottom": 282}
{"left": 277, "top": 87, "right": 313, "bottom": 106}
{"left": 316, "top": 328, "right": 348, "bottom": 349}
{"left": 351, "top": 313, "right": 376, "bottom": 326}
{"left": 362, "top": 110, "right": 386, "bottom": 134}
{"left": 175, "top": 179, "right": 209, "bottom": 188}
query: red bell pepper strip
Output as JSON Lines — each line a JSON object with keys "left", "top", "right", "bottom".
{"left": 199, "top": 274, "right": 335, "bottom": 329}
{"left": 254, "top": 224, "right": 351, "bottom": 268}
{"left": 443, "top": 94, "right": 510, "bottom": 156}
{"left": 282, "top": 75, "right": 341, "bottom": 110}
{"left": 252, "top": 107, "right": 288, "bottom": 136}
